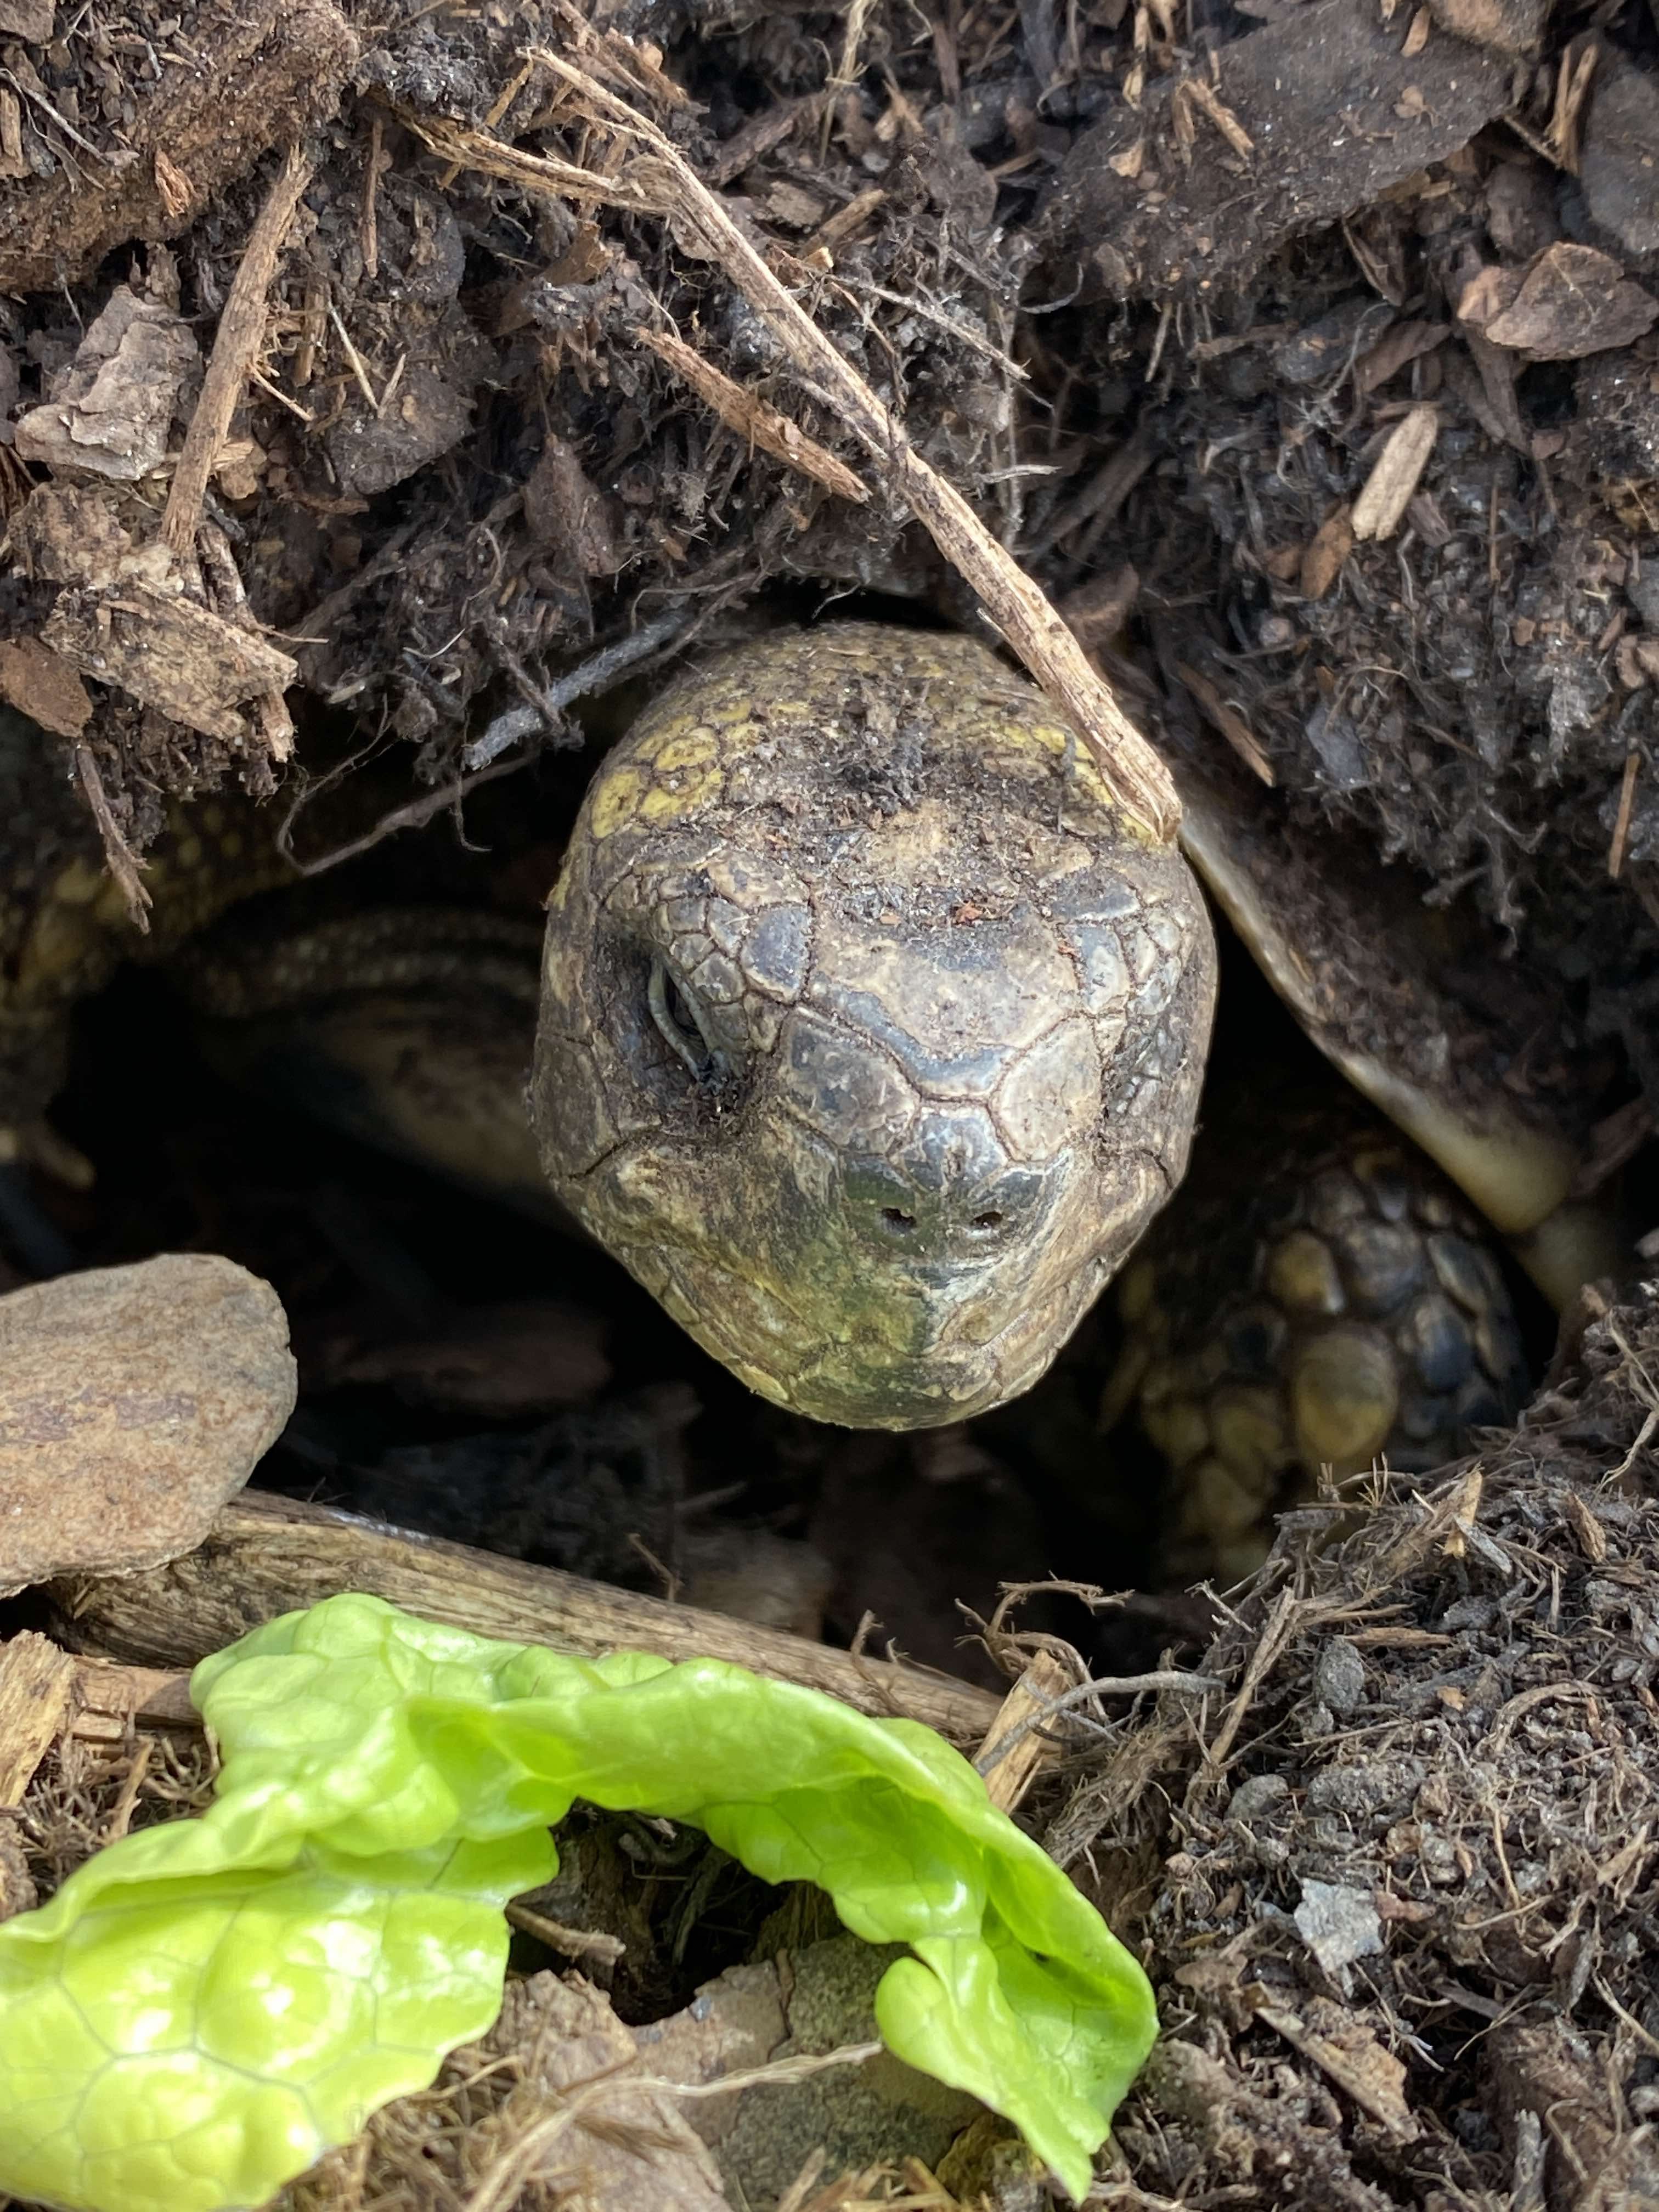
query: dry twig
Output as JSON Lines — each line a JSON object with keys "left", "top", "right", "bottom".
{"left": 162, "top": 142, "right": 315, "bottom": 557}
{"left": 637, "top": 324, "right": 869, "bottom": 504}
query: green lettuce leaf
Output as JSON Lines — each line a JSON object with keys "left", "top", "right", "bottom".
{"left": 0, "top": 1594, "right": 1155, "bottom": 2210}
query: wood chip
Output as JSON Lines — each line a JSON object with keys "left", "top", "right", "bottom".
{"left": 1609, "top": 746, "right": 1641, "bottom": 879}
{"left": 1301, "top": 503, "right": 1355, "bottom": 597}
{"left": 0, "top": 1633, "right": 75, "bottom": 1805}
{"left": 162, "top": 141, "right": 315, "bottom": 556}
{"left": 44, "top": 583, "right": 298, "bottom": 745}
{"left": 973, "top": 1649, "right": 1076, "bottom": 1812}
{"left": 1351, "top": 404, "right": 1438, "bottom": 541}
{"left": 1178, "top": 76, "right": 1256, "bottom": 157}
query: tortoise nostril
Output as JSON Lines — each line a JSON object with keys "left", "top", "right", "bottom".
{"left": 881, "top": 1207, "right": 917, "bottom": 1234}
{"left": 970, "top": 1210, "right": 1005, "bottom": 1232}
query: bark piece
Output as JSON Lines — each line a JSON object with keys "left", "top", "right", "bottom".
{"left": 13, "top": 287, "right": 199, "bottom": 483}
{"left": 325, "top": 360, "right": 477, "bottom": 498}
{"left": 42, "top": 583, "right": 298, "bottom": 744}
{"left": 0, "top": 1632, "right": 74, "bottom": 1804}
{"left": 0, "top": 0, "right": 54, "bottom": 36}
{"left": 0, "top": 1255, "right": 296, "bottom": 1595}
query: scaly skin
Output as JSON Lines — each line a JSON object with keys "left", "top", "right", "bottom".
{"left": 532, "top": 624, "right": 1218, "bottom": 1427}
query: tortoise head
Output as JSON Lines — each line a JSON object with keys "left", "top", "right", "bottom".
{"left": 532, "top": 624, "right": 1217, "bottom": 1427}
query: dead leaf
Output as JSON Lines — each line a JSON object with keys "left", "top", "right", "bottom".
{"left": 1351, "top": 404, "right": 1439, "bottom": 540}
{"left": 1256, "top": 1997, "right": 1418, "bottom": 2138}
{"left": 1402, "top": 8, "right": 1431, "bottom": 55}
{"left": 1482, "top": 241, "right": 1658, "bottom": 359}
{"left": 1355, "top": 318, "right": 1448, "bottom": 394}
{"left": 0, "top": 637, "right": 92, "bottom": 737}
{"left": 1301, "top": 505, "right": 1355, "bottom": 598}
{"left": 472, "top": 1974, "right": 733, "bottom": 2211}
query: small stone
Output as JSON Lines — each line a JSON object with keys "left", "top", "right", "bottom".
{"left": 1295, "top": 1880, "right": 1385, "bottom": 1975}
{"left": 0, "top": 1254, "right": 296, "bottom": 1595}
{"left": 1226, "top": 1771, "right": 1292, "bottom": 1824}
{"left": 1314, "top": 1637, "right": 1367, "bottom": 1713}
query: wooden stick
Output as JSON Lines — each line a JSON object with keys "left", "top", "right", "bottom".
{"left": 49, "top": 1491, "right": 1004, "bottom": 1744}
{"left": 635, "top": 324, "right": 869, "bottom": 505}
{"left": 162, "top": 142, "right": 315, "bottom": 556}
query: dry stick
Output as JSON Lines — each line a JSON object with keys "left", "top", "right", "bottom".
{"left": 50, "top": 1490, "right": 1007, "bottom": 1744}
{"left": 636, "top": 324, "right": 869, "bottom": 505}
{"left": 1609, "top": 747, "right": 1640, "bottom": 879}
{"left": 72, "top": 741, "right": 152, "bottom": 930}
{"left": 163, "top": 142, "right": 315, "bottom": 557}
{"left": 404, "top": 75, "right": 1181, "bottom": 847}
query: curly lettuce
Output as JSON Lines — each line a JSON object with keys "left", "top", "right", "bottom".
{"left": 0, "top": 1594, "right": 1155, "bottom": 2210}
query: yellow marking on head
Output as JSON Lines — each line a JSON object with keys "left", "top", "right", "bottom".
{"left": 640, "top": 763, "right": 723, "bottom": 822}
{"left": 652, "top": 731, "right": 719, "bottom": 775}
{"left": 589, "top": 764, "right": 648, "bottom": 840}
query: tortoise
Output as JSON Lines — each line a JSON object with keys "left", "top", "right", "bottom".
{"left": 0, "top": 619, "right": 1624, "bottom": 1574}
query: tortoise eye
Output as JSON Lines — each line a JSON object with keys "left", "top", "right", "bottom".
{"left": 648, "top": 955, "right": 724, "bottom": 1081}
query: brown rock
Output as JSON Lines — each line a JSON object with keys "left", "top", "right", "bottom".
{"left": 0, "top": 1254, "right": 296, "bottom": 1595}
{"left": 1482, "top": 241, "right": 1658, "bottom": 359}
